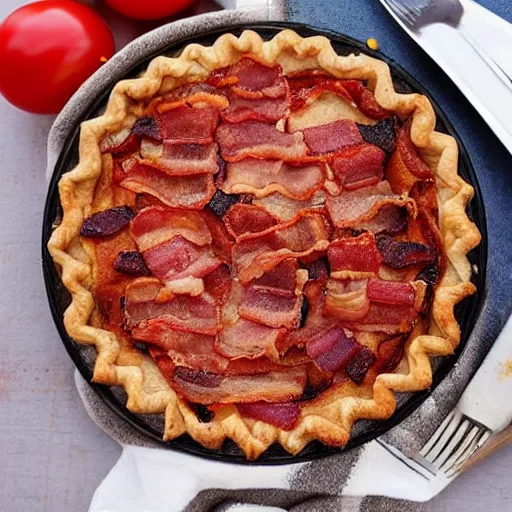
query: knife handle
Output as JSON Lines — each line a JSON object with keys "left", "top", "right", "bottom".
{"left": 458, "top": 315, "right": 512, "bottom": 432}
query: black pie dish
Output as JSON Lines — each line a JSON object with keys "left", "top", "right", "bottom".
{"left": 41, "top": 21, "right": 487, "bottom": 465}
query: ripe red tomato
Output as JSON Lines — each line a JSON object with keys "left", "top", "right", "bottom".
{"left": 0, "top": 1, "right": 115, "bottom": 114}
{"left": 104, "top": 0, "right": 196, "bottom": 20}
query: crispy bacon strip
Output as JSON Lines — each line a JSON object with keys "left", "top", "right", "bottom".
{"left": 341, "top": 80, "right": 389, "bottom": 120}
{"left": 130, "top": 206, "right": 222, "bottom": 294}
{"left": 131, "top": 326, "right": 228, "bottom": 373}
{"left": 331, "top": 143, "right": 385, "bottom": 190}
{"left": 172, "top": 365, "right": 307, "bottom": 404}
{"left": 203, "top": 264, "right": 232, "bottom": 302}
{"left": 232, "top": 213, "right": 330, "bottom": 283}
{"left": 224, "top": 204, "right": 278, "bottom": 240}
{"left": 154, "top": 105, "right": 219, "bottom": 144}
{"left": 326, "top": 180, "right": 416, "bottom": 228}
{"left": 140, "top": 140, "right": 219, "bottom": 176}
{"left": 224, "top": 358, "right": 297, "bottom": 376}
{"left": 217, "top": 318, "right": 287, "bottom": 360}
{"left": 140, "top": 326, "right": 288, "bottom": 375}
{"left": 199, "top": 209, "right": 234, "bottom": 264}
{"left": 125, "top": 278, "right": 219, "bottom": 334}
{"left": 287, "top": 74, "right": 388, "bottom": 120}
{"left": 344, "top": 279, "right": 422, "bottom": 333}
{"left": 386, "top": 126, "right": 433, "bottom": 195}
{"left": 156, "top": 83, "right": 228, "bottom": 111}
{"left": 237, "top": 402, "right": 301, "bottom": 430}
{"left": 328, "top": 233, "right": 382, "bottom": 274}
{"left": 345, "top": 345, "right": 376, "bottom": 384}
{"left": 408, "top": 180, "right": 446, "bottom": 286}
{"left": 302, "top": 119, "right": 363, "bottom": 154}
{"left": 216, "top": 57, "right": 287, "bottom": 99}
{"left": 287, "top": 74, "right": 382, "bottom": 132}
{"left": 222, "top": 159, "right": 325, "bottom": 200}
{"left": 120, "top": 158, "right": 215, "bottom": 210}
{"left": 253, "top": 191, "right": 326, "bottom": 222}
{"left": 216, "top": 280, "right": 286, "bottom": 360}
{"left": 221, "top": 93, "right": 288, "bottom": 123}
{"left": 101, "top": 131, "right": 140, "bottom": 155}
{"left": 216, "top": 121, "right": 308, "bottom": 162}
{"left": 354, "top": 204, "right": 408, "bottom": 235}
{"left": 260, "top": 211, "right": 330, "bottom": 248}
{"left": 287, "top": 73, "right": 352, "bottom": 111}
{"left": 142, "top": 236, "right": 222, "bottom": 288}
{"left": 124, "top": 276, "right": 161, "bottom": 305}
{"left": 324, "top": 279, "right": 370, "bottom": 321}
{"left": 351, "top": 303, "right": 417, "bottom": 333}
{"left": 281, "top": 279, "right": 338, "bottom": 353}
{"left": 375, "top": 334, "right": 408, "bottom": 374}
{"left": 367, "top": 278, "right": 415, "bottom": 306}
{"left": 251, "top": 259, "right": 300, "bottom": 296}
{"left": 135, "top": 193, "right": 167, "bottom": 210}
{"left": 306, "top": 327, "right": 360, "bottom": 373}
{"left": 81, "top": 206, "right": 135, "bottom": 238}
{"left": 239, "top": 264, "right": 307, "bottom": 329}
{"left": 131, "top": 207, "right": 212, "bottom": 250}
{"left": 376, "top": 234, "right": 436, "bottom": 269}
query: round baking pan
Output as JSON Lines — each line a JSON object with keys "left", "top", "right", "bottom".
{"left": 42, "top": 21, "right": 487, "bottom": 465}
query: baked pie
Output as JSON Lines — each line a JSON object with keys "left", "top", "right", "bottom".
{"left": 48, "top": 30, "right": 481, "bottom": 459}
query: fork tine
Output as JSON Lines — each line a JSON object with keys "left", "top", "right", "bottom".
{"left": 441, "top": 425, "right": 480, "bottom": 473}
{"left": 423, "top": 412, "right": 461, "bottom": 463}
{"left": 410, "top": 6, "right": 423, "bottom": 17}
{"left": 387, "top": 0, "right": 415, "bottom": 22}
{"left": 431, "top": 419, "right": 470, "bottom": 468}
{"left": 420, "top": 409, "right": 456, "bottom": 457}
{"left": 386, "top": 0, "right": 418, "bottom": 25}
{"left": 446, "top": 430, "right": 490, "bottom": 478}
{"left": 406, "top": 1, "right": 424, "bottom": 16}
{"left": 423, "top": 410, "right": 463, "bottom": 462}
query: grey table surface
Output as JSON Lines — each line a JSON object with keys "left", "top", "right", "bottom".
{"left": 0, "top": 0, "right": 511, "bottom": 511}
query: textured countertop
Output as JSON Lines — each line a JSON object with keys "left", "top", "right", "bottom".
{"left": 0, "top": 0, "right": 511, "bottom": 511}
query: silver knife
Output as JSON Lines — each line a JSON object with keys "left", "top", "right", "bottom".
{"left": 379, "top": 0, "right": 512, "bottom": 155}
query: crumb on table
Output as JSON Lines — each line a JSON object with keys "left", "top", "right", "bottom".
{"left": 366, "top": 38, "right": 379, "bottom": 51}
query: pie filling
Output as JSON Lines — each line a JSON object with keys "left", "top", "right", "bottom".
{"left": 85, "top": 57, "right": 444, "bottom": 432}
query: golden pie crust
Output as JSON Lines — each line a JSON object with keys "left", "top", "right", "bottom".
{"left": 48, "top": 29, "right": 481, "bottom": 459}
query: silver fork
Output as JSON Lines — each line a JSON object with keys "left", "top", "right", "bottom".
{"left": 378, "top": 412, "right": 492, "bottom": 481}
{"left": 382, "top": 0, "right": 512, "bottom": 92}
{"left": 378, "top": 316, "right": 512, "bottom": 481}
{"left": 418, "top": 410, "right": 491, "bottom": 478}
